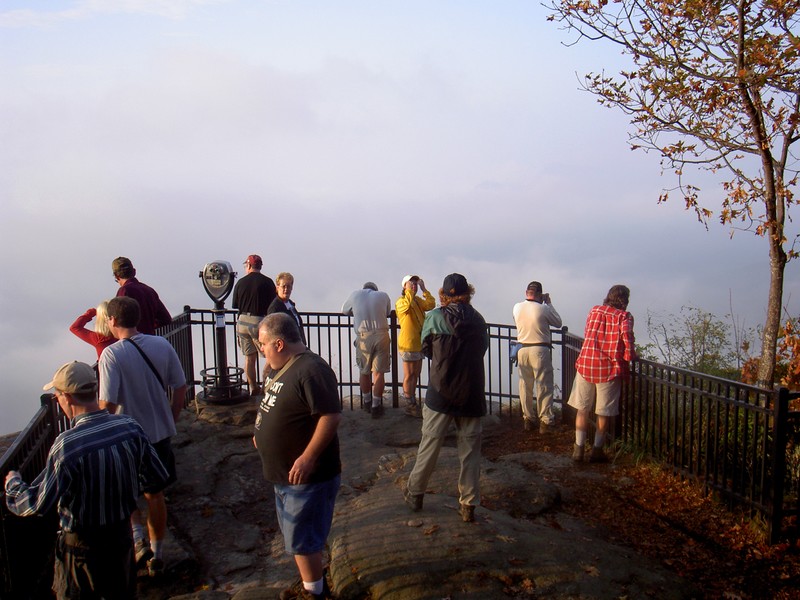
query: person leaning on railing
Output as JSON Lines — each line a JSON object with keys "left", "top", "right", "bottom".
{"left": 341, "top": 282, "right": 392, "bottom": 417}
{"left": 567, "top": 284, "right": 636, "bottom": 463}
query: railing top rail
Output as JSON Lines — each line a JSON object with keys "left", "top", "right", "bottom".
{"left": 634, "top": 357, "right": 775, "bottom": 396}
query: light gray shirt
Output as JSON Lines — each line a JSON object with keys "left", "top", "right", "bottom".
{"left": 342, "top": 289, "right": 392, "bottom": 334}
{"left": 99, "top": 333, "right": 186, "bottom": 443}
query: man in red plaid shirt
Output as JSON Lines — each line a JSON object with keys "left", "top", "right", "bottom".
{"left": 568, "top": 285, "right": 636, "bottom": 463}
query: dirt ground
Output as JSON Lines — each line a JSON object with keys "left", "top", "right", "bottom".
{"left": 481, "top": 417, "right": 800, "bottom": 600}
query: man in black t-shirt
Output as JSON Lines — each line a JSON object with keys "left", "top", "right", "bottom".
{"left": 232, "top": 254, "right": 277, "bottom": 396}
{"left": 253, "top": 313, "right": 341, "bottom": 600}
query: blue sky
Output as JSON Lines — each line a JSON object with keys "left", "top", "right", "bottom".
{"left": 1, "top": 0, "right": 797, "bottom": 434}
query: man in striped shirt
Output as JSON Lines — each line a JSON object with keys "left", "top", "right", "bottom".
{"left": 4, "top": 361, "right": 169, "bottom": 600}
{"left": 567, "top": 285, "right": 637, "bottom": 463}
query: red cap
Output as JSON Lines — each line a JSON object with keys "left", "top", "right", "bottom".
{"left": 244, "top": 255, "right": 262, "bottom": 268}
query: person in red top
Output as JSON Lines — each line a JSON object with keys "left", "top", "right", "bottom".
{"left": 69, "top": 301, "right": 116, "bottom": 358}
{"left": 567, "top": 285, "right": 636, "bottom": 463}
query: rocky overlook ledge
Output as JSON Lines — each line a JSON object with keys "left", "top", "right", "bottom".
{"left": 129, "top": 398, "right": 692, "bottom": 600}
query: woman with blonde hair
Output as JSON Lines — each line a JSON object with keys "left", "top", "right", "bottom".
{"left": 267, "top": 272, "right": 306, "bottom": 345}
{"left": 70, "top": 301, "right": 116, "bottom": 358}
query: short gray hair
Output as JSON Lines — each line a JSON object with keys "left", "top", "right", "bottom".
{"left": 259, "top": 312, "right": 302, "bottom": 344}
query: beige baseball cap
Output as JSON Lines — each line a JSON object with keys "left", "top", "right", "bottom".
{"left": 42, "top": 361, "right": 97, "bottom": 394}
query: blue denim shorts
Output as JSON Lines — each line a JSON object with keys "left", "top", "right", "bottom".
{"left": 274, "top": 475, "right": 340, "bottom": 555}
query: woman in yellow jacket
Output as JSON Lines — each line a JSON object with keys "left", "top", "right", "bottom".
{"left": 396, "top": 275, "right": 436, "bottom": 416}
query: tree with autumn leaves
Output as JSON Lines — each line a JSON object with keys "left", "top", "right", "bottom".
{"left": 547, "top": 0, "right": 799, "bottom": 388}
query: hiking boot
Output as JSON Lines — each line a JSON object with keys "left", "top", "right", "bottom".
{"left": 459, "top": 503, "right": 475, "bottom": 523}
{"left": 404, "top": 487, "right": 423, "bottom": 512}
{"left": 146, "top": 557, "right": 164, "bottom": 577}
{"left": 404, "top": 403, "right": 422, "bottom": 418}
{"left": 539, "top": 421, "right": 552, "bottom": 435}
{"left": 362, "top": 401, "right": 372, "bottom": 414}
{"left": 134, "top": 539, "right": 153, "bottom": 569}
{"left": 249, "top": 386, "right": 262, "bottom": 398}
{"left": 572, "top": 443, "right": 585, "bottom": 462}
{"left": 523, "top": 418, "right": 534, "bottom": 432}
{"left": 589, "top": 446, "right": 609, "bottom": 463}
{"left": 371, "top": 404, "right": 384, "bottom": 419}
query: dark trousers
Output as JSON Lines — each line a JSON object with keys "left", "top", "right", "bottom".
{"left": 53, "top": 520, "right": 135, "bottom": 600}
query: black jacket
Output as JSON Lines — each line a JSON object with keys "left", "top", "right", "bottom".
{"left": 267, "top": 297, "right": 307, "bottom": 345}
{"left": 421, "top": 303, "right": 489, "bottom": 418}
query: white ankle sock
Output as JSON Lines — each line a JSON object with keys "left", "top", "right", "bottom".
{"left": 150, "top": 539, "right": 163, "bottom": 560}
{"left": 304, "top": 578, "right": 323, "bottom": 595}
{"left": 132, "top": 524, "right": 146, "bottom": 544}
{"left": 575, "top": 431, "right": 587, "bottom": 446}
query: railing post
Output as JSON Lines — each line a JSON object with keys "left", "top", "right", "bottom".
{"left": 560, "top": 326, "right": 576, "bottom": 427}
{"left": 390, "top": 310, "right": 399, "bottom": 408}
{"left": 769, "top": 387, "right": 789, "bottom": 544}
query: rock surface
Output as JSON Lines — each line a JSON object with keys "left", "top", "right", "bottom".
{"left": 136, "top": 397, "right": 694, "bottom": 600}
{"left": 1, "top": 399, "right": 694, "bottom": 600}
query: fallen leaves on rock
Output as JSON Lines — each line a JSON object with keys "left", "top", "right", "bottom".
{"left": 482, "top": 417, "right": 800, "bottom": 599}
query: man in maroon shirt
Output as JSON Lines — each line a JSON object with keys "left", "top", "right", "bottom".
{"left": 567, "top": 285, "right": 636, "bottom": 463}
{"left": 112, "top": 257, "right": 172, "bottom": 335}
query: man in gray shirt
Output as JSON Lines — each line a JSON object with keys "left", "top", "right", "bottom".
{"left": 99, "top": 296, "right": 187, "bottom": 577}
{"left": 342, "top": 282, "right": 392, "bottom": 417}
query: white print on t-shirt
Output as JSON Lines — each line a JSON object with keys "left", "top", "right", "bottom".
{"left": 265, "top": 379, "right": 285, "bottom": 395}
{"left": 258, "top": 378, "right": 285, "bottom": 414}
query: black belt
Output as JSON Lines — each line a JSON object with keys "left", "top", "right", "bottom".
{"left": 240, "top": 312, "right": 264, "bottom": 318}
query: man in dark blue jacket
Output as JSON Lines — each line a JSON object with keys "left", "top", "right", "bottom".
{"left": 403, "top": 273, "right": 489, "bottom": 523}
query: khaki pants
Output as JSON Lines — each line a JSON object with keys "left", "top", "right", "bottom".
{"left": 407, "top": 404, "right": 483, "bottom": 507}
{"left": 517, "top": 346, "right": 555, "bottom": 424}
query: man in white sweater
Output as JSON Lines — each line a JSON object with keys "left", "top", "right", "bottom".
{"left": 512, "top": 281, "right": 562, "bottom": 433}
